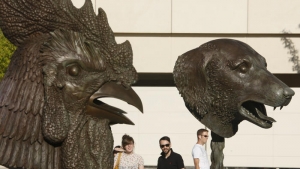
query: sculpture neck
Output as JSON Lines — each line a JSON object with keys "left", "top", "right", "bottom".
{"left": 61, "top": 118, "right": 113, "bottom": 169}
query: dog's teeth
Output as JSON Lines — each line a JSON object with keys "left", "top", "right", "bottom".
{"left": 274, "top": 107, "right": 276, "bottom": 110}
{"left": 280, "top": 106, "right": 283, "bottom": 110}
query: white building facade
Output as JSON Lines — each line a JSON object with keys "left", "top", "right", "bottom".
{"left": 74, "top": 0, "right": 300, "bottom": 168}
{"left": 2, "top": 0, "right": 300, "bottom": 168}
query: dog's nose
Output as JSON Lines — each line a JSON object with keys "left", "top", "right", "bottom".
{"left": 283, "top": 87, "right": 295, "bottom": 99}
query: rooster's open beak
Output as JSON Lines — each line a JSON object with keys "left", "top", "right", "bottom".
{"left": 86, "top": 82, "right": 143, "bottom": 125}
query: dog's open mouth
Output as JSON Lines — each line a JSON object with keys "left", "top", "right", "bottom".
{"left": 239, "top": 101, "right": 276, "bottom": 128}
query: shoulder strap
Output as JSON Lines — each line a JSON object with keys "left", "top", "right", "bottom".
{"left": 114, "top": 152, "right": 122, "bottom": 169}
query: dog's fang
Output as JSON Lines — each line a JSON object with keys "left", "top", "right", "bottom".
{"left": 280, "top": 106, "right": 283, "bottom": 110}
{"left": 255, "top": 108, "right": 276, "bottom": 122}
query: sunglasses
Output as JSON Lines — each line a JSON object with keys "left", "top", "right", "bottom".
{"left": 202, "top": 135, "right": 209, "bottom": 138}
{"left": 160, "top": 144, "right": 170, "bottom": 148}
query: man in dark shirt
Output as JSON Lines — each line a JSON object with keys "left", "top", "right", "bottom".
{"left": 157, "top": 136, "right": 185, "bottom": 169}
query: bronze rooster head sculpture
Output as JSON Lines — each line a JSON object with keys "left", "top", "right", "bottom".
{"left": 0, "top": 0, "right": 142, "bottom": 168}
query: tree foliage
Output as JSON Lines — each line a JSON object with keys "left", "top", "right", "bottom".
{"left": 0, "top": 29, "right": 16, "bottom": 79}
{"left": 281, "top": 30, "right": 300, "bottom": 73}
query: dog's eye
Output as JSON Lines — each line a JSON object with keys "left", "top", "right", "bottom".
{"left": 237, "top": 62, "right": 250, "bottom": 73}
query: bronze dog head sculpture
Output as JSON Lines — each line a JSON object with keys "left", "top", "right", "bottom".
{"left": 173, "top": 39, "right": 294, "bottom": 138}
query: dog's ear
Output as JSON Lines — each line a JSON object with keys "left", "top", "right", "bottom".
{"left": 174, "top": 47, "right": 209, "bottom": 100}
{"left": 185, "top": 46, "right": 218, "bottom": 91}
{"left": 174, "top": 46, "right": 218, "bottom": 120}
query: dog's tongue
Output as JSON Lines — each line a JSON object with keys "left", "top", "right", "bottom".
{"left": 255, "top": 108, "right": 276, "bottom": 122}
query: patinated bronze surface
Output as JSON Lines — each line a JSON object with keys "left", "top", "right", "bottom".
{"left": 173, "top": 39, "right": 295, "bottom": 169}
{"left": 173, "top": 39, "right": 294, "bottom": 138}
{"left": 0, "top": 0, "right": 142, "bottom": 169}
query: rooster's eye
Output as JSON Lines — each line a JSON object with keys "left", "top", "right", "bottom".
{"left": 67, "top": 64, "right": 81, "bottom": 76}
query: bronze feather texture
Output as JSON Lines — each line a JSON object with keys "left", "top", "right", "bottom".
{"left": 0, "top": 0, "right": 143, "bottom": 168}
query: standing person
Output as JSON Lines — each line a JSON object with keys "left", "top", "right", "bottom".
{"left": 157, "top": 136, "right": 185, "bottom": 169}
{"left": 192, "top": 129, "right": 210, "bottom": 169}
{"left": 113, "top": 134, "right": 144, "bottom": 169}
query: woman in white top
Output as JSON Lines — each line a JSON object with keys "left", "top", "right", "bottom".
{"left": 113, "top": 134, "right": 144, "bottom": 169}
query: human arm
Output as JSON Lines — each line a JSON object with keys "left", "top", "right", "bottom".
{"left": 192, "top": 145, "right": 201, "bottom": 169}
{"left": 193, "top": 158, "right": 200, "bottom": 169}
{"left": 138, "top": 155, "right": 144, "bottom": 169}
{"left": 178, "top": 154, "right": 185, "bottom": 169}
{"left": 138, "top": 164, "right": 144, "bottom": 169}
{"left": 157, "top": 158, "right": 161, "bottom": 169}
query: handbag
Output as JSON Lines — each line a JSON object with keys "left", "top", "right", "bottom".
{"left": 114, "top": 152, "right": 122, "bottom": 169}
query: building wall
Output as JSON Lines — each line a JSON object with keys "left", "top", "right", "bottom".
{"left": 2, "top": 0, "right": 299, "bottom": 168}
{"left": 78, "top": 0, "right": 300, "bottom": 168}
{"left": 104, "top": 87, "right": 300, "bottom": 168}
